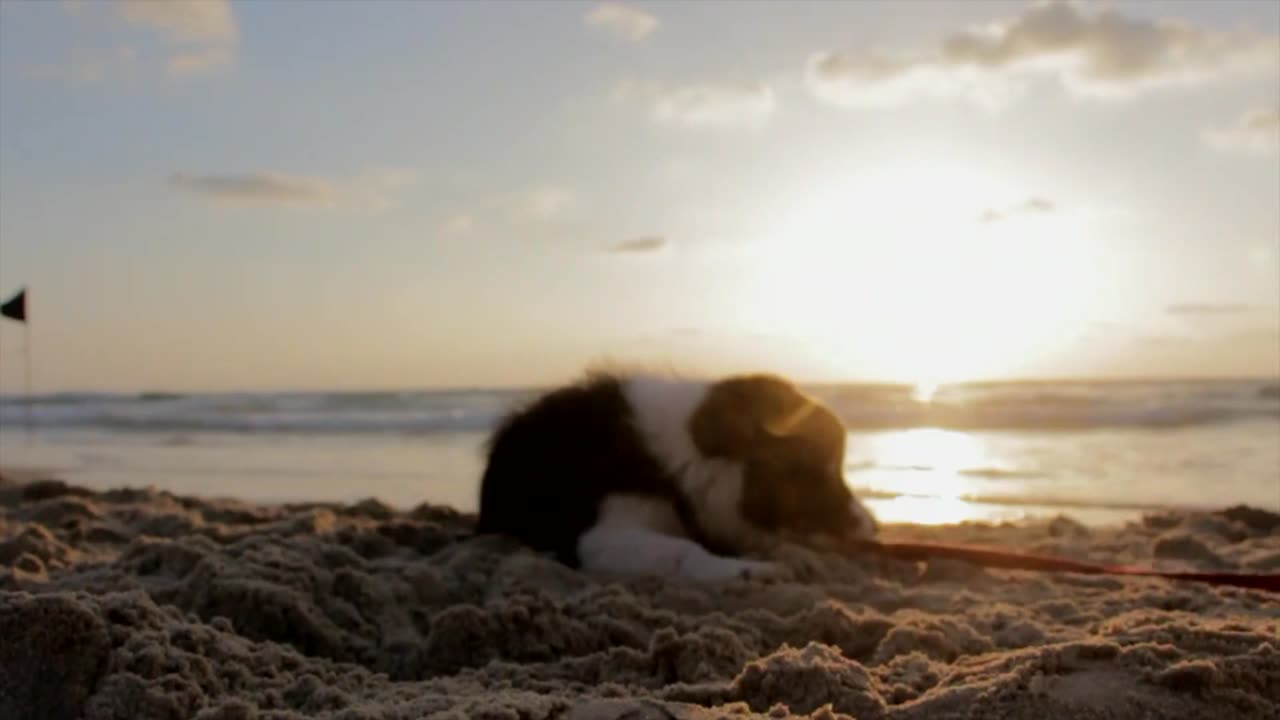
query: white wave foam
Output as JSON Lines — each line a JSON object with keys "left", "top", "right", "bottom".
{"left": 0, "top": 380, "right": 1275, "bottom": 436}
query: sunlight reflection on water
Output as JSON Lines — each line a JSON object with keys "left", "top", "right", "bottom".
{"left": 844, "top": 426, "right": 1094, "bottom": 526}
{"left": 846, "top": 428, "right": 1004, "bottom": 524}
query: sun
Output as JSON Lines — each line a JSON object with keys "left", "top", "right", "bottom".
{"left": 743, "top": 161, "right": 1101, "bottom": 385}
{"left": 912, "top": 379, "right": 939, "bottom": 403}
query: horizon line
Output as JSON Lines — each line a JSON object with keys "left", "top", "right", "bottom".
{"left": 2, "top": 372, "right": 1278, "bottom": 398}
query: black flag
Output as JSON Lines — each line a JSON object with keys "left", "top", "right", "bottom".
{"left": 1, "top": 287, "right": 26, "bottom": 322}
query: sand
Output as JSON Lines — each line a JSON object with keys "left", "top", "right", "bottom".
{"left": 1, "top": 471, "right": 1277, "bottom": 720}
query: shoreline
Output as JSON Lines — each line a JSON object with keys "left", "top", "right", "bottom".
{"left": 0, "top": 461, "right": 1237, "bottom": 531}
{"left": 2, "top": 470, "right": 1278, "bottom": 719}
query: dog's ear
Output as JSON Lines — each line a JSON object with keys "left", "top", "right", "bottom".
{"left": 689, "top": 374, "right": 812, "bottom": 458}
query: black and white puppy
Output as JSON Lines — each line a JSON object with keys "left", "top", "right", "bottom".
{"left": 475, "top": 370, "right": 879, "bottom": 581}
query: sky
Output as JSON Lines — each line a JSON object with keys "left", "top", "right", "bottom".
{"left": 0, "top": 0, "right": 1277, "bottom": 393}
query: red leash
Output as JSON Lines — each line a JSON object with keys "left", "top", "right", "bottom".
{"left": 845, "top": 539, "right": 1280, "bottom": 593}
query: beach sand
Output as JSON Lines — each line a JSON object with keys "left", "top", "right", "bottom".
{"left": 1, "top": 470, "right": 1277, "bottom": 720}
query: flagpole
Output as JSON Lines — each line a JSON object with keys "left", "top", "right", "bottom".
{"left": 24, "top": 319, "right": 32, "bottom": 441}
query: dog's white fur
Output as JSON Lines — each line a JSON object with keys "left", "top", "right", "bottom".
{"left": 573, "top": 375, "right": 784, "bottom": 581}
{"left": 621, "top": 376, "right": 770, "bottom": 549}
{"left": 577, "top": 495, "right": 782, "bottom": 581}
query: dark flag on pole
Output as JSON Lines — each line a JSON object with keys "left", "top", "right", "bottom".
{"left": 2, "top": 286, "right": 32, "bottom": 438}
{"left": 1, "top": 287, "right": 25, "bottom": 322}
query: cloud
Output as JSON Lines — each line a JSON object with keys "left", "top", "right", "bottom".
{"left": 168, "top": 168, "right": 417, "bottom": 212}
{"left": 1204, "top": 106, "right": 1280, "bottom": 154}
{"left": 807, "top": 1, "right": 1279, "bottom": 109}
{"left": 169, "top": 172, "right": 336, "bottom": 205}
{"left": 118, "top": 0, "right": 237, "bottom": 44}
{"left": 123, "top": 0, "right": 237, "bottom": 77}
{"left": 605, "top": 77, "right": 777, "bottom": 130}
{"left": 607, "top": 236, "right": 668, "bottom": 254}
{"left": 1165, "top": 303, "right": 1266, "bottom": 316}
{"left": 583, "top": 2, "right": 658, "bottom": 42}
{"left": 1023, "top": 197, "right": 1055, "bottom": 213}
{"left": 980, "top": 196, "right": 1056, "bottom": 223}
{"left": 806, "top": 50, "right": 1009, "bottom": 110}
{"left": 653, "top": 82, "right": 777, "bottom": 130}
{"left": 166, "top": 46, "right": 234, "bottom": 77}
{"left": 54, "top": 0, "right": 238, "bottom": 80}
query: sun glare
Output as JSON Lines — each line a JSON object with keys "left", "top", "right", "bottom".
{"left": 912, "top": 379, "right": 939, "bottom": 403}
{"left": 747, "top": 161, "right": 1101, "bottom": 385}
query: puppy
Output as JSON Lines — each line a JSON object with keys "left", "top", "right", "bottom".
{"left": 475, "top": 370, "right": 879, "bottom": 581}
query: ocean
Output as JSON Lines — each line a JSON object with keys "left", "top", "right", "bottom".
{"left": 1, "top": 378, "right": 1277, "bottom": 526}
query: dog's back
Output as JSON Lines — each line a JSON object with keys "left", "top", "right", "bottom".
{"left": 476, "top": 372, "right": 684, "bottom": 566}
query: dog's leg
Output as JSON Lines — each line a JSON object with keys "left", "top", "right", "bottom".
{"left": 577, "top": 524, "right": 785, "bottom": 582}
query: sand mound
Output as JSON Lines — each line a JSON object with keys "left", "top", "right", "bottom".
{"left": 1, "top": 473, "right": 1277, "bottom": 719}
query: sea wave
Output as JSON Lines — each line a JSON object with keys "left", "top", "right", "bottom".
{"left": 0, "top": 380, "right": 1276, "bottom": 436}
